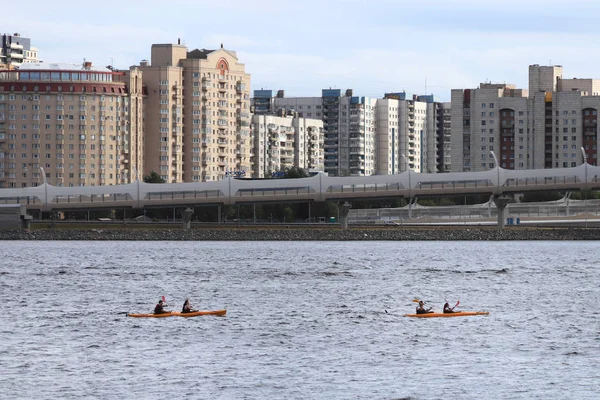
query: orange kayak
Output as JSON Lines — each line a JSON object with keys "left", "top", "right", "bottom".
{"left": 171, "top": 310, "right": 227, "bottom": 317}
{"left": 403, "top": 311, "right": 489, "bottom": 318}
{"left": 127, "top": 310, "right": 227, "bottom": 318}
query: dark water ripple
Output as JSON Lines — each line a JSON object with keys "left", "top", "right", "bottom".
{"left": 0, "top": 240, "right": 599, "bottom": 399}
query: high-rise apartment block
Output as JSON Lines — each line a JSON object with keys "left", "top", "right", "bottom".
{"left": 253, "top": 89, "right": 449, "bottom": 176}
{"left": 138, "top": 42, "right": 251, "bottom": 182}
{"left": 377, "top": 92, "right": 444, "bottom": 174}
{"left": 258, "top": 89, "right": 377, "bottom": 176}
{"left": 1, "top": 33, "right": 39, "bottom": 68}
{"left": 0, "top": 62, "right": 144, "bottom": 188}
{"left": 251, "top": 108, "right": 324, "bottom": 178}
{"left": 451, "top": 64, "right": 600, "bottom": 172}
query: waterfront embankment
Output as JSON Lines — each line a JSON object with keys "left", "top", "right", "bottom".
{"left": 2, "top": 226, "right": 600, "bottom": 240}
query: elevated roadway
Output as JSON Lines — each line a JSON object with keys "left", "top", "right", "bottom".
{"left": 0, "top": 163, "right": 598, "bottom": 229}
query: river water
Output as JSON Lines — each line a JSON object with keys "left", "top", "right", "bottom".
{"left": 1, "top": 241, "right": 598, "bottom": 399}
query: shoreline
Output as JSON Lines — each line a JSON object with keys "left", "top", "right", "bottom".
{"left": 1, "top": 226, "right": 600, "bottom": 240}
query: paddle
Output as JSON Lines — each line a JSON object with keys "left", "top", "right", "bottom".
{"left": 159, "top": 295, "right": 171, "bottom": 313}
{"left": 452, "top": 300, "right": 460, "bottom": 311}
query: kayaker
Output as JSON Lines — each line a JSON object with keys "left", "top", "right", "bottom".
{"left": 154, "top": 299, "right": 168, "bottom": 314}
{"left": 443, "top": 302, "right": 455, "bottom": 314}
{"left": 182, "top": 299, "right": 193, "bottom": 313}
{"left": 416, "top": 300, "right": 433, "bottom": 314}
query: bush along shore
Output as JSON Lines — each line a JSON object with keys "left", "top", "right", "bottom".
{"left": 1, "top": 227, "right": 600, "bottom": 241}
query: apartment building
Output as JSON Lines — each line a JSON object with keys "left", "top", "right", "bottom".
{"left": 376, "top": 92, "right": 445, "bottom": 174}
{"left": 253, "top": 89, "right": 448, "bottom": 176}
{"left": 1, "top": 33, "right": 39, "bottom": 68}
{"left": 0, "top": 62, "right": 144, "bottom": 188}
{"left": 265, "top": 89, "right": 376, "bottom": 176}
{"left": 451, "top": 83, "right": 529, "bottom": 172}
{"left": 441, "top": 102, "right": 452, "bottom": 172}
{"left": 138, "top": 42, "right": 251, "bottom": 182}
{"left": 451, "top": 64, "right": 600, "bottom": 172}
{"left": 251, "top": 110, "right": 324, "bottom": 178}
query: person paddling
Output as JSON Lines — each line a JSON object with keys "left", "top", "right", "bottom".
{"left": 416, "top": 300, "right": 433, "bottom": 314}
{"left": 443, "top": 300, "right": 459, "bottom": 314}
{"left": 182, "top": 299, "right": 193, "bottom": 313}
{"left": 154, "top": 299, "right": 168, "bottom": 314}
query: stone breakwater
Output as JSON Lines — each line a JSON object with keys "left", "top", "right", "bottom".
{"left": 1, "top": 227, "right": 600, "bottom": 241}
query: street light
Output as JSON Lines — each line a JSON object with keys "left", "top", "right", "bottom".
{"left": 400, "top": 153, "right": 411, "bottom": 194}
{"left": 490, "top": 151, "right": 500, "bottom": 194}
{"left": 400, "top": 154, "right": 412, "bottom": 219}
{"left": 581, "top": 147, "right": 588, "bottom": 228}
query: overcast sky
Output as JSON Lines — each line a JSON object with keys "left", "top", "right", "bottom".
{"left": 5, "top": 0, "right": 600, "bottom": 101}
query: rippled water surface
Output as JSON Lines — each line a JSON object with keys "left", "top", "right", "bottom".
{"left": 1, "top": 240, "right": 599, "bottom": 399}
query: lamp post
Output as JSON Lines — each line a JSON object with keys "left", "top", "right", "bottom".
{"left": 489, "top": 151, "right": 501, "bottom": 195}
{"left": 581, "top": 147, "right": 588, "bottom": 228}
{"left": 400, "top": 153, "right": 411, "bottom": 192}
{"left": 400, "top": 154, "right": 412, "bottom": 219}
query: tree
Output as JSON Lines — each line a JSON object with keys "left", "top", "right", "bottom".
{"left": 283, "top": 166, "right": 309, "bottom": 179}
{"left": 143, "top": 171, "right": 165, "bottom": 183}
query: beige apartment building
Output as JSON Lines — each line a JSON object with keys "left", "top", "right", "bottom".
{"left": 451, "top": 64, "right": 600, "bottom": 172}
{"left": 139, "top": 42, "right": 251, "bottom": 182}
{"left": 0, "top": 62, "right": 144, "bottom": 188}
{"left": 251, "top": 113, "right": 324, "bottom": 178}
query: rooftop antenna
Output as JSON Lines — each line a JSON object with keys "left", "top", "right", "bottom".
{"left": 110, "top": 57, "right": 114, "bottom": 69}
